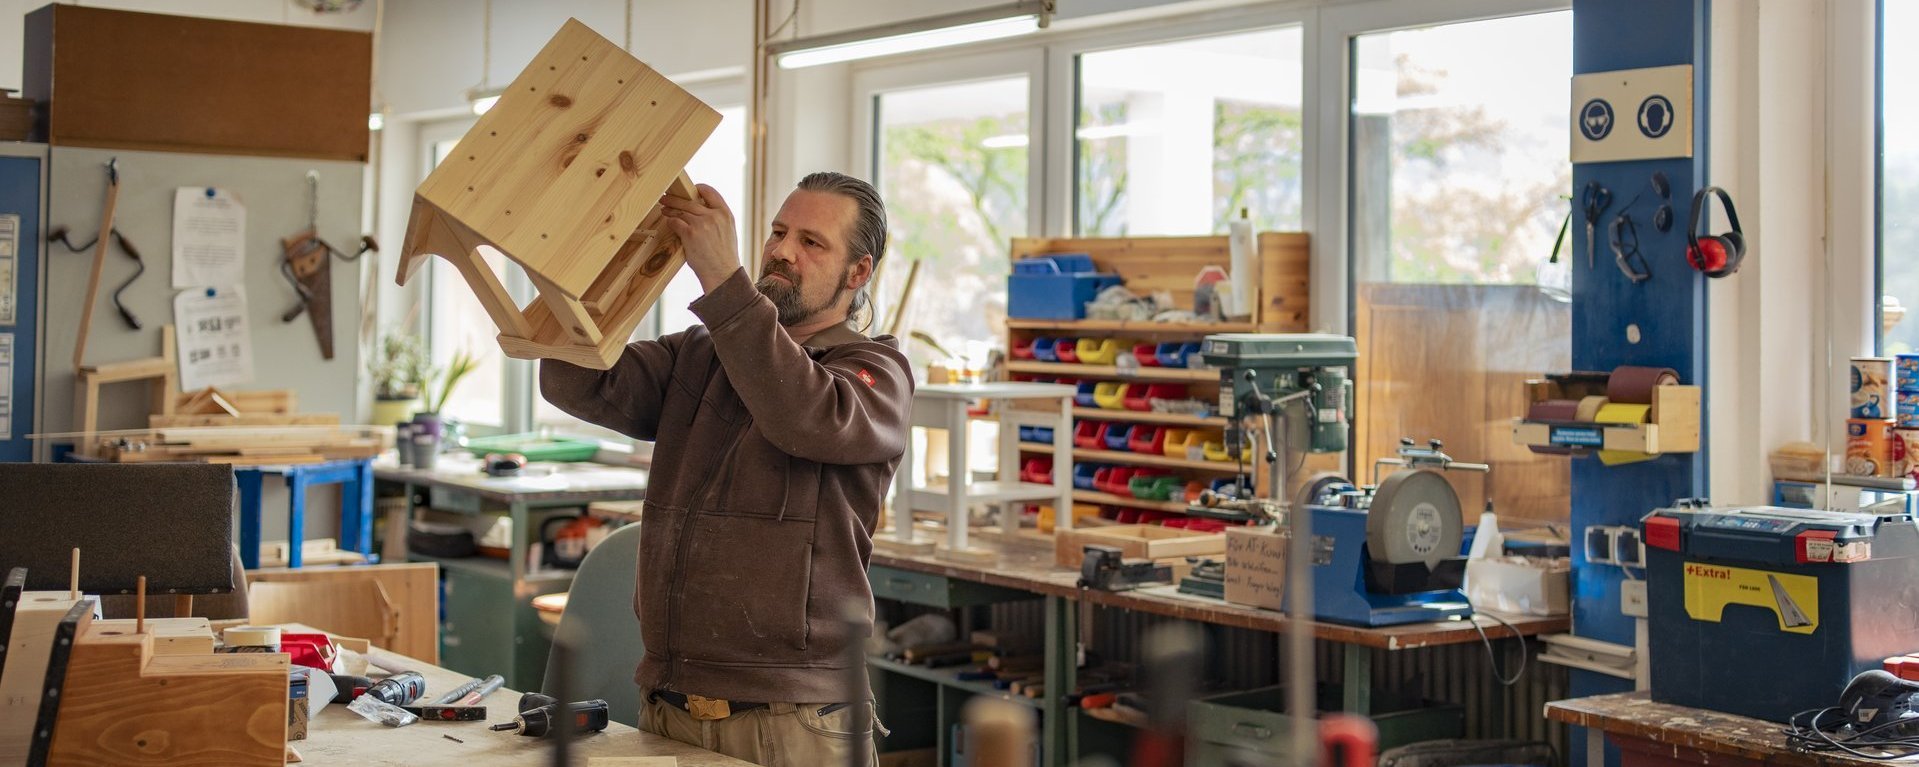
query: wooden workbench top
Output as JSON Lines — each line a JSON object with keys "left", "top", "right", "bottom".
{"left": 1546, "top": 691, "right": 1886, "bottom": 767}
{"left": 373, "top": 454, "right": 647, "bottom": 504}
{"left": 869, "top": 534, "right": 1567, "bottom": 650}
{"left": 297, "top": 639, "right": 751, "bottom": 766}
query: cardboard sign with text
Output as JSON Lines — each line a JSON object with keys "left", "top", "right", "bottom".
{"left": 1224, "top": 525, "right": 1288, "bottom": 611}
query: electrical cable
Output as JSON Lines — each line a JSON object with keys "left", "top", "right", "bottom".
{"left": 1468, "top": 612, "right": 1528, "bottom": 687}
{"left": 1784, "top": 707, "right": 1919, "bottom": 759}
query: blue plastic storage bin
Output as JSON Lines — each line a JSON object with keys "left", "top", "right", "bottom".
{"left": 1008, "top": 254, "right": 1122, "bottom": 320}
{"left": 1073, "top": 464, "right": 1102, "bottom": 490}
{"left": 1019, "top": 426, "right": 1054, "bottom": 443}
{"left": 1074, "top": 381, "right": 1098, "bottom": 408}
{"left": 1104, "top": 424, "right": 1135, "bottom": 451}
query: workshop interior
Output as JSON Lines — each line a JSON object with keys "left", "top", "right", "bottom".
{"left": 0, "top": 0, "right": 1909, "bottom": 766}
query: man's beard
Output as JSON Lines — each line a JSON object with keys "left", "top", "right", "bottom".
{"left": 757, "top": 261, "right": 849, "bottom": 326}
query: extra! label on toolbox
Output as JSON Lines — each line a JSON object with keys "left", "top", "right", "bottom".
{"left": 1797, "top": 530, "right": 1872, "bottom": 564}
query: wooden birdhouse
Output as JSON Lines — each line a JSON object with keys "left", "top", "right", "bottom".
{"left": 396, "top": 19, "right": 720, "bottom": 370}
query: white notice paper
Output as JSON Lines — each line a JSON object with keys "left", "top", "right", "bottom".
{"left": 173, "top": 287, "right": 254, "bottom": 391}
{"left": 172, "top": 187, "right": 247, "bottom": 288}
{"left": 0, "top": 332, "right": 12, "bottom": 439}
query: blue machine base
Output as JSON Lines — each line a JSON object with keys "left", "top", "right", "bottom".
{"left": 1289, "top": 505, "right": 1476, "bottom": 628}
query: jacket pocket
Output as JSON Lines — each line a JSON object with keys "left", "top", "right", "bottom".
{"left": 678, "top": 513, "right": 816, "bottom": 657}
{"left": 721, "top": 429, "right": 821, "bottom": 522}
{"left": 636, "top": 505, "right": 687, "bottom": 659}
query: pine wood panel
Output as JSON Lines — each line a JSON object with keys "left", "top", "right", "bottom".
{"left": 247, "top": 562, "right": 439, "bottom": 663}
{"left": 1354, "top": 282, "right": 1571, "bottom": 526}
{"left": 415, "top": 19, "right": 718, "bottom": 299}
{"left": 49, "top": 622, "right": 287, "bottom": 766}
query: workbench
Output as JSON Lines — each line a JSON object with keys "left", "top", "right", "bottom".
{"left": 1546, "top": 691, "right": 1892, "bottom": 767}
{"left": 237, "top": 458, "right": 376, "bottom": 569}
{"left": 297, "top": 630, "right": 750, "bottom": 766}
{"left": 868, "top": 534, "right": 1568, "bottom": 766}
{"left": 373, "top": 454, "right": 647, "bottom": 691}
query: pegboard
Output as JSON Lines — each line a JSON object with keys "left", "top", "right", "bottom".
{"left": 37, "top": 147, "right": 365, "bottom": 439}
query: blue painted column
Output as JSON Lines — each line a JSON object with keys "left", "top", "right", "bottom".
{"left": 1569, "top": 2, "right": 1710, "bottom": 766}
{"left": 0, "top": 153, "right": 42, "bottom": 463}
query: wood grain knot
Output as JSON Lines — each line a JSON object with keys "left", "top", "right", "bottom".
{"left": 640, "top": 246, "right": 673, "bottom": 278}
{"left": 549, "top": 94, "right": 573, "bottom": 108}
{"left": 619, "top": 151, "right": 637, "bottom": 174}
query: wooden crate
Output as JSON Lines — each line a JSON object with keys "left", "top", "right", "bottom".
{"left": 1055, "top": 523, "right": 1225, "bottom": 568}
{"left": 397, "top": 19, "right": 720, "bottom": 370}
{"left": 22, "top": 4, "right": 369, "bottom": 161}
{"left": 1511, "top": 382, "right": 1701, "bottom": 456}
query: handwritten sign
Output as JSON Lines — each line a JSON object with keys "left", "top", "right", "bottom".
{"left": 1225, "top": 526, "right": 1289, "bottom": 611}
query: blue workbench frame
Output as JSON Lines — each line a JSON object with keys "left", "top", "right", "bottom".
{"left": 236, "top": 458, "right": 375, "bottom": 569}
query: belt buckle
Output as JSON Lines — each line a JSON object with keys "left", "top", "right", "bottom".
{"left": 686, "top": 694, "right": 732, "bottom": 721}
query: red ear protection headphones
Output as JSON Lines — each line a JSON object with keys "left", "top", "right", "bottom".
{"left": 1686, "top": 186, "right": 1745, "bottom": 278}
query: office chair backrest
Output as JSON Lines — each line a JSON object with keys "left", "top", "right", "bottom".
{"left": 541, "top": 520, "right": 645, "bottom": 728}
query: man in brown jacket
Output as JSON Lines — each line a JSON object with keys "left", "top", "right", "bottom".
{"left": 538, "top": 172, "right": 912, "bottom": 766}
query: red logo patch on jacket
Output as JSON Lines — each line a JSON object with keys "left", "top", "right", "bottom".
{"left": 856, "top": 369, "right": 877, "bottom": 387}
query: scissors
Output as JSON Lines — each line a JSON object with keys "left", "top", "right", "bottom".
{"left": 1582, "top": 181, "right": 1612, "bottom": 269}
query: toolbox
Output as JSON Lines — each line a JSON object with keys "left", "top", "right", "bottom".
{"left": 1643, "top": 503, "right": 1919, "bottom": 722}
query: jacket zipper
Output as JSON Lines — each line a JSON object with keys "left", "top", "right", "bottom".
{"left": 659, "top": 425, "right": 748, "bottom": 690}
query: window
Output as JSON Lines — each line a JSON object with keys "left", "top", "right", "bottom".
{"left": 1883, "top": 1, "right": 1917, "bottom": 353}
{"left": 530, "top": 104, "right": 749, "bottom": 439}
{"left": 1076, "top": 26, "right": 1305, "bottom": 236}
{"left": 423, "top": 124, "right": 524, "bottom": 432}
{"left": 1346, "top": 11, "right": 1574, "bottom": 520}
{"left": 872, "top": 76, "right": 1032, "bottom": 374}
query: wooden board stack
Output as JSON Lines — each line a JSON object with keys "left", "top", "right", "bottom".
{"left": 82, "top": 387, "right": 383, "bottom": 466}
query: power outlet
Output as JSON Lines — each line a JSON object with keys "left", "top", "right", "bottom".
{"left": 1621, "top": 579, "right": 1649, "bottom": 618}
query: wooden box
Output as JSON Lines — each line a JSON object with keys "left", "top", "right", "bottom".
{"left": 22, "top": 4, "right": 371, "bottom": 161}
{"left": 1054, "top": 524, "right": 1225, "bottom": 568}
{"left": 397, "top": 19, "right": 720, "bottom": 370}
{"left": 1511, "top": 376, "right": 1701, "bottom": 457}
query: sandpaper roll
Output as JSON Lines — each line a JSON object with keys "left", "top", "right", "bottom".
{"left": 1595, "top": 403, "right": 1655, "bottom": 466}
{"left": 1607, "top": 366, "right": 1679, "bottom": 405}
{"left": 1526, "top": 399, "right": 1581, "bottom": 455}
{"left": 1575, "top": 395, "right": 1610, "bottom": 422}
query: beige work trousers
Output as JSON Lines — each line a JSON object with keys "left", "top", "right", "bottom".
{"left": 639, "top": 694, "right": 880, "bottom": 767}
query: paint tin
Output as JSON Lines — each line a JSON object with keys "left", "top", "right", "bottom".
{"left": 1852, "top": 357, "right": 1892, "bottom": 419}
{"left": 1899, "top": 354, "right": 1919, "bottom": 393}
{"left": 1901, "top": 390, "right": 1919, "bottom": 429}
{"left": 1846, "top": 418, "right": 1895, "bottom": 477}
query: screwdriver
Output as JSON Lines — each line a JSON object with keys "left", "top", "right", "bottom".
{"left": 489, "top": 698, "right": 611, "bottom": 737}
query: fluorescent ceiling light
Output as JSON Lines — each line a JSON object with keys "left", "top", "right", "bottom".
{"left": 770, "top": 1, "right": 1052, "bottom": 70}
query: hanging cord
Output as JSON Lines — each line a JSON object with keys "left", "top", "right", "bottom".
{"left": 1468, "top": 611, "right": 1529, "bottom": 687}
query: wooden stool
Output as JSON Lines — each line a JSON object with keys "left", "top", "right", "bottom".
{"left": 72, "top": 324, "right": 176, "bottom": 456}
{"left": 396, "top": 19, "right": 720, "bottom": 370}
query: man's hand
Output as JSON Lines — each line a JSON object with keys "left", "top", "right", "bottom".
{"left": 658, "top": 183, "right": 741, "bottom": 294}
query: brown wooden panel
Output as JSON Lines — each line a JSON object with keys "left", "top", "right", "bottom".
{"left": 1355, "top": 282, "right": 1571, "bottom": 526}
{"left": 23, "top": 4, "right": 370, "bottom": 162}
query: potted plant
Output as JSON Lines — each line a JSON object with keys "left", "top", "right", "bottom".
{"left": 368, "top": 332, "right": 431, "bottom": 426}
{"left": 412, "top": 348, "right": 480, "bottom": 439}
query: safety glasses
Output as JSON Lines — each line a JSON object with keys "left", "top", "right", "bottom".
{"left": 1611, "top": 213, "right": 1651, "bottom": 283}
{"left": 1650, "top": 171, "right": 1673, "bottom": 232}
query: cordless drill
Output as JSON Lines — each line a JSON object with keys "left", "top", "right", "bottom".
{"left": 488, "top": 693, "right": 611, "bottom": 737}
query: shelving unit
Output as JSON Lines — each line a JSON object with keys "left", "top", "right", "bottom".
{"left": 1001, "top": 232, "right": 1311, "bottom": 523}
{"left": 880, "top": 382, "right": 1077, "bottom": 561}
